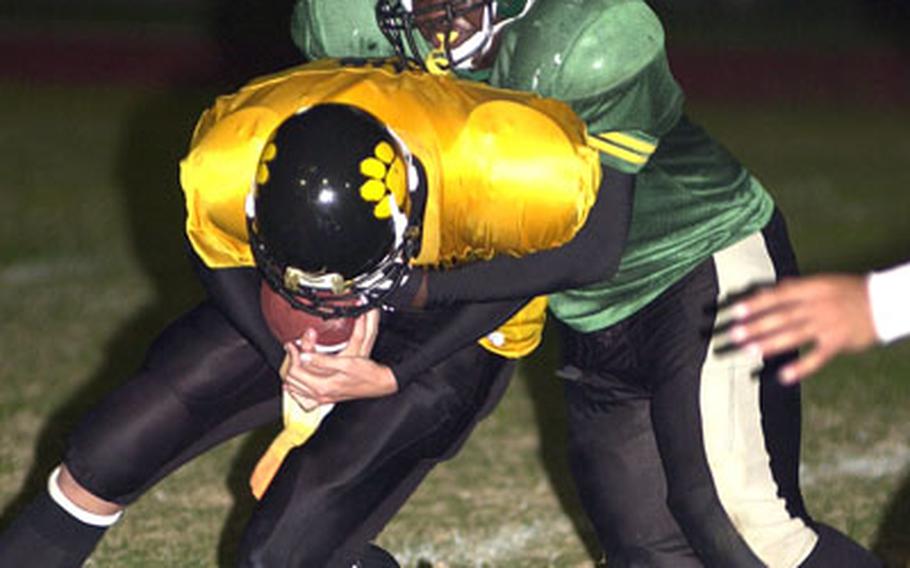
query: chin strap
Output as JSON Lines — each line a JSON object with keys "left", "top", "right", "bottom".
{"left": 425, "top": 31, "right": 458, "bottom": 75}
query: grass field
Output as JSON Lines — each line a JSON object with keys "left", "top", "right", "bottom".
{"left": 1, "top": 80, "right": 908, "bottom": 567}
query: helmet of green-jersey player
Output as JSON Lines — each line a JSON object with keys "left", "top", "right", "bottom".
{"left": 246, "top": 103, "right": 421, "bottom": 318}
{"left": 376, "top": 0, "right": 535, "bottom": 71}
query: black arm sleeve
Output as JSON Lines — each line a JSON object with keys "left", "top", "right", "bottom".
{"left": 187, "top": 240, "right": 526, "bottom": 387}
{"left": 386, "top": 298, "right": 528, "bottom": 388}
{"left": 424, "top": 167, "right": 634, "bottom": 304}
{"left": 187, "top": 243, "right": 285, "bottom": 372}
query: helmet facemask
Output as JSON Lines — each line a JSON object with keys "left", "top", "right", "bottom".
{"left": 246, "top": 104, "right": 421, "bottom": 319}
{"left": 377, "top": 0, "right": 533, "bottom": 72}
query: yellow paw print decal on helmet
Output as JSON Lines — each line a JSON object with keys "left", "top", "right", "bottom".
{"left": 359, "top": 140, "right": 408, "bottom": 219}
{"left": 256, "top": 142, "right": 278, "bottom": 186}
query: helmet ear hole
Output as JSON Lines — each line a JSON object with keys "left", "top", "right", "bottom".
{"left": 246, "top": 104, "right": 417, "bottom": 315}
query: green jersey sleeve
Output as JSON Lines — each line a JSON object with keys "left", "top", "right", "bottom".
{"left": 291, "top": 0, "right": 395, "bottom": 60}
{"left": 491, "top": 0, "right": 684, "bottom": 172}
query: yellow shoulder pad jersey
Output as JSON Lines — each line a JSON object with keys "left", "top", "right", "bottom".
{"left": 180, "top": 59, "right": 603, "bottom": 358}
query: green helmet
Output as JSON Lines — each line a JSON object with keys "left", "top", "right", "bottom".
{"left": 376, "top": 0, "right": 533, "bottom": 71}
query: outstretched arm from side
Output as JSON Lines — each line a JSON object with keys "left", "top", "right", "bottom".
{"left": 728, "top": 261, "right": 910, "bottom": 383}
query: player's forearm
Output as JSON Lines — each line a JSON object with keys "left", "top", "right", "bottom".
{"left": 421, "top": 168, "right": 634, "bottom": 305}
{"left": 868, "top": 261, "right": 910, "bottom": 344}
{"left": 388, "top": 299, "right": 527, "bottom": 387}
{"left": 187, "top": 244, "right": 285, "bottom": 370}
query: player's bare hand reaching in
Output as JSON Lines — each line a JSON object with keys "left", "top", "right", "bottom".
{"left": 728, "top": 274, "right": 876, "bottom": 384}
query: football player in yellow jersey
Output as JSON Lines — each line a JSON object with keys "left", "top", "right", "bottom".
{"left": 0, "top": 59, "right": 635, "bottom": 567}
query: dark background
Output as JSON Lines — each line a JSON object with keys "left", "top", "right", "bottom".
{"left": 0, "top": 0, "right": 908, "bottom": 102}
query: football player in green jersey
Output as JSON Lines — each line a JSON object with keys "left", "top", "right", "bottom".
{"left": 288, "top": 1, "right": 883, "bottom": 566}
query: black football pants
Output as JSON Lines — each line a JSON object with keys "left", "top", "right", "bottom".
{"left": 63, "top": 304, "right": 514, "bottom": 566}
{"left": 559, "top": 211, "right": 881, "bottom": 567}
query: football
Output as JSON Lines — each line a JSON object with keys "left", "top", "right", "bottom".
{"left": 259, "top": 281, "right": 356, "bottom": 353}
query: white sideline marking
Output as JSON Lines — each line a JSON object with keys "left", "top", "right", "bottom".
{"left": 0, "top": 258, "right": 93, "bottom": 285}
{"left": 801, "top": 442, "right": 910, "bottom": 486}
{"left": 395, "top": 517, "right": 575, "bottom": 566}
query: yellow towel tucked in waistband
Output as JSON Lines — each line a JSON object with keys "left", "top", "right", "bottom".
{"left": 249, "top": 391, "right": 334, "bottom": 500}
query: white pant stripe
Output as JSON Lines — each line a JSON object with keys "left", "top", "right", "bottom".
{"left": 700, "top": 231, "right": 818, "bottom": 568}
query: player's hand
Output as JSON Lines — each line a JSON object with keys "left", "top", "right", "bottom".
{"left": 281, "top": 309, "right": 397, "bottom": 406}
{"left": 338, "top": 307, "right": 381, "bottom": 357}
{"left": 726, "top": 274, "right": 876, "bottom": 384}
{"left": 279, "top": 349, "right": 321, "bottom": 411}
{"left": 280, "top": 309, "right": 380, "bottom": 408}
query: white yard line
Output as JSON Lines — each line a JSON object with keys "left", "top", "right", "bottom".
{"left": 394, "top": 517, "right": 580, "bottom": 567}
{"left": 0, "top": 258, "right": 95, "bottom": 285}
{"left": 800, "top": 442, "right": 910, "bottom": 486}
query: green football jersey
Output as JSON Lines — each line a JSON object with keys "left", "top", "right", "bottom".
{"left": 290, "top": 0, "right": 775, "bottom": 331}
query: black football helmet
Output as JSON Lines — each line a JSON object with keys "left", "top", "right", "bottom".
{"left": 376, "top": 0, "right": 533, "bottom": 72}
{"left": 247, "top": 103, "right": 420, "bottom": 318}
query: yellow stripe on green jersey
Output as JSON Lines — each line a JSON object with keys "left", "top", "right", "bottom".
{"left": 600, "top": 131, "right": 657, "bottom": 154}
{"left": 587, "top": 130, "right": 658, "bottom": 174}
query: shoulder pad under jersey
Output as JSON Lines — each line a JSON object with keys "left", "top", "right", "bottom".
{"left": 493, "top": 0, "right": 665, "bottom": 102}
{"left": 291, "top": 0, "right": 395, "bottom": 60}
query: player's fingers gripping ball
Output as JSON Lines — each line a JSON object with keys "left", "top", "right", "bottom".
{"left": 260, "top": 281, "right": 356, "bottom": 353}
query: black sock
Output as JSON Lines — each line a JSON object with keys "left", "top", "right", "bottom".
{"left": 0, "top": 491, "right": 107, "bottom": 568}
